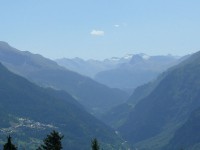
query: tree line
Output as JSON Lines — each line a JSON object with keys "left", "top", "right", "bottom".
{"left": 2, "top": 130, "right": 100, "bottom": 150}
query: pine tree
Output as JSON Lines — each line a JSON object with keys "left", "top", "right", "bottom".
{"left": 91, "top": 138, "right": 100, "bottom": 150}
{"left": 3, "top": 135, "right": 17, "bottom": 150}
{"left": 37, "top": 130, "right": 64, "bottom": 150}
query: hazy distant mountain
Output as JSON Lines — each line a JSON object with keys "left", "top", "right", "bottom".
{"left": 95, "top": 53, "right": 180, "bottom": 92}
{"left": 0, "top": 41, "right": 128, "bottom": 116}
{"left": 56, "top": 54, "right": 180, "bottom": 93}
{"left": 0, "top": 62, "right": 126, "bottom": 149}
{"left": 117, "top": 51, "right": 200, "bottom": 149}
{"left": 55, "top": 54, "right": 132, "bottom": 78}
{"left": 101, "top": 54, "right": 189, "bottom": 128}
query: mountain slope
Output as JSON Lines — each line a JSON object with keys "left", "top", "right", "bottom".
{"left": 118, "top": 51, "right": 200, "bottom": 150}
{"left": 101, "top": 54, "right": 189, "bottom": 128}
{"left": 101, "top": 81, "right": 160, "bottom": 128}
{"left": 165, "top": 107, "right": 200, "bottom": 150}
{"left": 0, "top": 41, "right": 128, "bottom": 116}
{"left": 0, "top": 62, "right": 126, "bottom": 150}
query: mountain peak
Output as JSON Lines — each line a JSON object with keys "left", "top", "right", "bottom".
{"left": 138, "top": 53, "right": 150, "bottom": 60}
{"left": 0, "top": 41, "right": 11, "bottom": 48}
{"left": 123, "top": 54, "right": 133, "bottom": 59}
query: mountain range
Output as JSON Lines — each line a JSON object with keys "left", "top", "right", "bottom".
{"left": 95, "top": 54, "right": 180, "bottom": 92}
{"left": 56, "top": 54, "right": 180, "bottom": 93}
{"left": 1, "top": 41, "right": 200, "bottom": 150}
{"left": 0, "top": 62, "right": 127, "bottom": 149}
{"left": 0, "top": 41, "right": 128, "bottom": 116}
{"left": 112, "top": 51, "right": 200, "bottom": 150}
{"left": 55, "top": 54, "right": 132, "bottom": 78}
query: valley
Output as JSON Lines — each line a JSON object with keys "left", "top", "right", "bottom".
{"left": 0, "top": 40, "right": 199, "bottom": 150}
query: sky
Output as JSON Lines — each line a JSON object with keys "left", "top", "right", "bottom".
{"left": 0, "top": 0, "right": 200, "bottom": 60}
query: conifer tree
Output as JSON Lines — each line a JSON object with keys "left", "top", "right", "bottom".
{"left": 3, "top": 135, "right": 17, "bottom": 150}
{"left": 37, "top": 130, "right": 64, "bottom": 150}
{"left": 91, "top": 138, "right": 100, "bottom": 150}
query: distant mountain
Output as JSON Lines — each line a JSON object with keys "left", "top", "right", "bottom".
{"left": 55, "top": 54, "right": 132, "bottom": 78}
{"left": 0, "top": 41, "right": 128, "bottom": 116}
{"left": 101, "top": 54, "right": 189, "bottom": 128}
{"left": 117, "top": 51, "right": 200, "bottom": 150}
{"left": 95, "top": 53, "right": 180, "bottom": 92}
{"left": 0, "top": 62, "right": 126, "bottom": 150}
{"left": 56, "top": 54, "right": 180, "bottom": 93}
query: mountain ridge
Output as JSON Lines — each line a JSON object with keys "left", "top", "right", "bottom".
{"left": 0, "top": 41, "right": 128, "bottom": 116}
{"left": 95, "top": 54, "right": 180, "bottom": 91}
{"left": 117, "top": 51, "right": 200, "bottom": 149}
{"left": 0, "top": 62, "right": 126, "bottom": 149}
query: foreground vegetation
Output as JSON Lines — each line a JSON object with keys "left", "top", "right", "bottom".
{"left": 3, "top": 130, "right": 101, "bottom": 150}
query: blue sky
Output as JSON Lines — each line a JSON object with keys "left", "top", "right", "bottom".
{"left": 0, "top": 0, "right": 200, "bottom": 60}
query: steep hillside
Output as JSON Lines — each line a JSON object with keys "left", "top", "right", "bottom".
{"left": 165, "top": 107, "right": 200, "bottom": 150}
{"left": 101, "top": 81, "right": 159, "bottom": 128}
{"left": 0, "top": 63, "right": 126, "bottom": 150}
{"left": 119, "top": 51, "right": 200, "bottom": 150}
{"left": 0, "top": 41, "right": 128, "bottom": 116}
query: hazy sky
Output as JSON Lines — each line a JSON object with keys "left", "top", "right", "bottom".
{"left": 1, "top": 0, "right": 200, "bottom": 60}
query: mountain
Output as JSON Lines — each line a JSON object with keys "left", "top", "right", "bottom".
{"left": 101, "top": 54, "right": 189, "bottom": 128}
{"left": 0, "top": 41, "right": 128, "bottom": 116}
{"left": 165, "top": 107, "right": 200, "bottom": 150}
{"left": 55, "top": 54, "right": 132, "bottom": 78}
{"left": 117, "top": 51, "right": 200, "bottom": 150}
{"left": 0, "top": 62, "right": 127, "bottom": 150}
{"left": 101, "top": 80, "right": 161, "bottom": 129}
{"left": 56, "top": 54, "right": 180, "bottom": 93}
{"left": 95, "top": 53, "right": 180, "bottom": 92}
